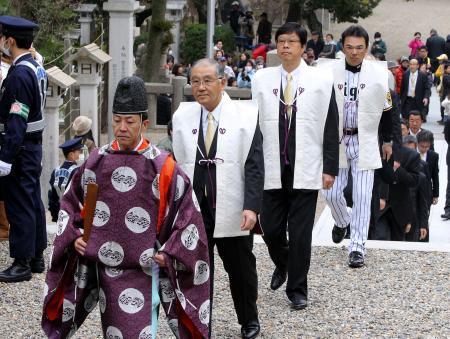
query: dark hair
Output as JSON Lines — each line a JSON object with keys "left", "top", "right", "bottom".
{"left": 227, "top": 76, "right": 236, "bottom": 86}
{"left": 275, "top": 22, "right": 307, "bottom": 46}
{"left": 400, "top": 118, "right": 409, "bottom": 128}
{"left": 63, "top": 149, "right": 75, "bottom": 158}
{"left": 418, "top": 45, "right": 428, "bottom": 51}
{"left": 409, "top": 110, "right": 422, "bottom": 119}
{"left": 167, "top": 120, "right": 172, "bottom": 136}
{"left": 326, "top": 33, "right": 334, "bottom": 40}
{"left": 414, "top": 32, "right": 421, "bottom": 37}
{"left": 172, "top": 63, "right": 184, "bottom": 76}
{"left": 5, "top": 34, "right": 33, "bottom": 49}
{"left": 260, "top": 12, "right": 267, "bottom": 18}
{"left": 417, "top": 130, "right": 434, "bottom": 145}
{"left": 245, "top": 60, "right": 255, "bottom": 68}
{"left": 166, "top": 54, "right": 174, "bottom": 64}
{"left": 341, "top": 25, "right": 369, "bottom": 47}
{"left": 374, "top": 32, "right": 381, "bottom": 38}
{"left": 215, "top": 39, "right": 222, "bottom": 44}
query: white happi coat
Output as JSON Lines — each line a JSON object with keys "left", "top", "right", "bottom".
{"left": 172, "top": 92, "right": 258, "bottom": 238}
{"left": 325, "top": 58, "right": 389, "bottom": 170}
{"left": 252, "top": 61, "right": 334, "bottom": 190}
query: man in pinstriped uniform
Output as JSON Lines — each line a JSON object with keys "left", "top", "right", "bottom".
{"left": 322, "top": 25, "right": 394, "bottom": 268}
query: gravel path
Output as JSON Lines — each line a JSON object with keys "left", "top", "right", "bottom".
{"left": 1, "top": 239, "right": 450, "bottom": 338}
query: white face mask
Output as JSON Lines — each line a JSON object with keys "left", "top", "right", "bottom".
{"left": 245, "top": 66, "right": 253, "bottom": 72}
{"left": 76, "top": 153, "right": 85, "bottom": 166}
{"left": 1, "top": 39, "right": 11, "bottom": 57}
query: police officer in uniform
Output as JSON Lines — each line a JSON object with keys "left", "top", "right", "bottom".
{"left": 48, "top": 138, "right": 83, "bottom": 222}
{"left": 0, "top": 16, "right": 48, "bottom": 282}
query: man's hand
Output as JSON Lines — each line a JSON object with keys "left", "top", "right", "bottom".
{"left": 241, "top": 210, "right": 257, "bottom": 231}
{"left": 393, "top": 161, "right": 401, "bottom": 171}
{"left": 419, "top": 228, "right": 428, "bottom": 240}
{"left": 382, "top": 143, "right": 393, "bottom": 161}
{"left": 432, "top": 197, "right": 439, "bottom": 205}
{"left": 74, "top": 237, "right": 87, "bottom": 256}
{"left": 154, "top": 252, "right": 167, "bottom": 267}
{"left": 405, "top": 223, "right": 411, "bottom": 233}
{"left": 0, "top": 160, "right": 12, "bottom": 177}
{"left": 322, "top": 174, "right": 335, "bottom": 190}
{"left": 380, "top": 199, "right": 386, "bottom": 210}
{"left": 423, "top": 98, "right": 429, "bottom": 106}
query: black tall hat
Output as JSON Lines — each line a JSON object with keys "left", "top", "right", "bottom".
{"left": 112, "top": 76, "right": 148, "bottom": 114}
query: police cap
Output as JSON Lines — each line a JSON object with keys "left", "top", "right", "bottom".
{"left": 0, "top": 16, "right": 38, "bottom": 39}
{"left": 59, "top": 137, "right": 83, "bottom": 153}
{"left": 112, "top": 76, "right": 148, "bottom": 117}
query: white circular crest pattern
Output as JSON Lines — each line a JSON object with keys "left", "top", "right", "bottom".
{"left": 99, "top": 288, "right": 106, "bottom": 313}
{"left": 152, "top": 174, "right": 160, "bottom": 199}
{"left": 168, "top": 319, "right": 180, "bottom": 338}
{"left": 181, "top": 224, "right": 199, "bottom": 251}
{"left": 160, "top": 278, "right": 175, "bottom": 303}
{"left": 105, "top": 266, "right": 123, "bottom": 278}
{"left": 175, "top": 289, "right": 186, "bottom": 309}
{"left": 56, "top": 210, "right": 69, "bottom": 236}
{"left": 199, "top": 299, "right": 210, "bottom": 325}
{"left": 62, "top": 299, "right": 75, "bottom": 322}
{"left": 118, "top": 288, "right": 145, "bottom": 314}
{"left": 74, "top": 264, "right": 89, "bottom": 289}
{"left": 194, "top": 260, "right": 209, "bottom": 285}
{"left": 93, "top": 201, "right": 111, "bottom": 227}
{"left": 106, "top": 326, "right": 123, "bottom": 339}
{"left": 111, "top": 166, "right": 137, "bottom": 192}
{"left": 174, "top": 175, "right": 185, "bottom": 201}
{"left": 138, "top": 326, "right": 152, "bottom": 339}
{"left": 125, "top": 207, "right": 151, "bottom": 233}
{"left": 139, "top": 248, "right": 155, "bottom": 268}
{"left": 82, "top": 169, "right": 96, "bottom": 195}
{"left": 98, "top": 241, "right": 124, "bottom": 266}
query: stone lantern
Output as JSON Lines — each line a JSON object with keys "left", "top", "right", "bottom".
{"left": 42, "top": 66, "right": 76, "bottom": 204}
{"left": 69, "top": 43, "right": 111, "bottom": 144}
{"left": 75, "top": 4, "right": 98, "bottom": 45}
{"left": 166, "top": 0, "right": 187, "bottom": 62}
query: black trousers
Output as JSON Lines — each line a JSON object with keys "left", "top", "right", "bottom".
{"left": 402, "top": 97, "right": 421, "bottom": 119}
{"left": 372, "top": 208, "right": 405, "bottom": 241}
{"left": 200, "top": 198, "right": 258, "bottom": 326}
{"left": 445, "top": 147, "right": 450, "bottom": 214}
{"left": 260, "top": 167, "right": 318, "bottom": 300}
{"left": 0, "top": 142, "right": 47, "bottom": 258}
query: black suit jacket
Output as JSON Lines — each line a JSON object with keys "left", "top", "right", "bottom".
{"left": 278, "top": 85, "right": 339, "bottom": 182}
{"left": 379, "top": 146, "right": 421, "bottom": 228}
{"left": 192, "top": 112, "right": 264, "bottom": 216}
{"left": 400, "top": 71, "right": 431, "bottom": 110}
{"left": 425, "top": 150, "right": 439, "bottom": 198}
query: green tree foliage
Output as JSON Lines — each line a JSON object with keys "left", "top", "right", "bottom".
{"left": 181, "top": 24, "right": 236, "bottom": 64}
{"left": 285, "top": 0, "right": 382, "bottom": 34}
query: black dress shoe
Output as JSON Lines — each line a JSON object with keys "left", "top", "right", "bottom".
{"left": 270, "top": 267, "right": 287, "bottom": 290}
{"left": 0, "top": 259, "right": 32, "bottom": 283}
{"left": 30, "top": 256, "right": 45, "bottom": 273}
{"left": 348, "top": 251, "right": 364, "bottom": 268}
{"left": 241, "top": 320, "right": 260, "bottom": 339}
{"left": 290, "top": 294, "right": 307, "bottom": 310}
{"left": 441, "top": 212, "right": 450, "bottom": 220}
{"left": 332, "top": 224, "right": 347, "bottom": 243}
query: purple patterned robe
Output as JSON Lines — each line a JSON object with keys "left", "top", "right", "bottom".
{"left": 42, "top": 142, "right": 210, "bottom": 339}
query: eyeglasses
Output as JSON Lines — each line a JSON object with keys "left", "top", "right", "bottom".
{"left": 277, "top": 39, "right": 301, "bottom": 46}
{"left": 191, "top": 78, "right": 223, "bottom": 87}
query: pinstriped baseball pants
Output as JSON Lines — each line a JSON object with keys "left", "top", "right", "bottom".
{"left": 322, "top": 135, "right": 375, "bottom": 254}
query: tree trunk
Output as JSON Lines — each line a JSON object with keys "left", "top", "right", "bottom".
{"left": 285, "top": 0, "right": 304, "bottom": 24}
{"left": 285, "top": 0, "right": 323, "bottom": 36}
{"left": 143, "top": 0, "right": 167, "bottom": 82}
{"left": 303, "top": 9, "right": 322, "bottom": 36}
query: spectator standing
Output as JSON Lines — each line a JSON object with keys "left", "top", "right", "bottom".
{"left": 171, "top": 63, "right": 185, "bottom": 77}
{"left": 371, "top": 32, "right": 387, "bottom": 56}
{"left": 387, "top": 61, "right": 398, "bottom": 92}
{"left": 238, "top": 52, "right": 250, "bottom": 69}
{"left": 426, "top": 29, "right": 446, "bottom": 73}
{"left": 417, "top": 130, "right": 439, "bottom": 211}
{"left": 72, "top": 115, "right": 96, "bottom": 156}
{"left": 219, "top": 56, "right": 235, "bottom": 80}
{"left": 306, "top": 31, "right": 324, "bottom": 60}
{"left": 408, "top": 110, "right": 430, "bottom": 137}
{"left": 408, "top": 32, "right": 424, "bottom": 57}
{"left": 319, "top": 33, "right": 336, "bottom": 59}
{"left": 229, "top": 1, "right": 242, "bottom": 36}
{"left": 237, "top": 60, "right": 255, "bottom": 88}
{"left": 213, "top": 39, "right": 223, "bottom": 51}
{"left": 400, "top": 58, "right": 430, "bottom": 119}
{"left": 239, "top": 8, "right": 255, "bottom": 48}
{"left": 442, "top": 106, "right": 450, "bottom": 220}
{"left": 257, "top": 12, "right": 272, "bottom": 44}
{"left": 445, "top": 34, "right": 450, "bottom": 58}
{"left": 305, "top": 48, "right": 317, "bottom": 66}
{"left": 395, "top": 56, "right": 409, "bottom": 95}
{"left": 417, "top": 46, "right": 431, "bottom": 70}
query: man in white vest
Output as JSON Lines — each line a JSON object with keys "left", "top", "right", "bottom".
{"left": 321, "top": 25, "right": 394, "bottom": 268}
{"left": 172, "top": 59, "right": 264, "bottom": 339}
{"left": 252, "top": 22, "right": 339, "bottom": 310}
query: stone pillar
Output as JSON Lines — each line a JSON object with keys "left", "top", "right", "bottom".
{"left": 41, "top": 96, "right": 63, "bottom": 205}
{"left": 79, "top": 84, "right": 99, "bottom": 143}
{"left": 103, "top": 0, "right": 140, "bottom": 140}
{"left": 172, "top": 76, "right": 187, "bottom": 113}
{"left": 79, "top": 16, "right": 93, "bottom": 45}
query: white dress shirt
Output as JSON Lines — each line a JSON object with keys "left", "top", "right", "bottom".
{"left": 408, "top": 71, "right": 418, "bottom": 97}
{"left": 201, "top": 96, "right": 224, "bottom": 140}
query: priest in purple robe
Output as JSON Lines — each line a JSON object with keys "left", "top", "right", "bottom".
{"left": 42, "top": 76, "right": 210, "bottom": 339}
